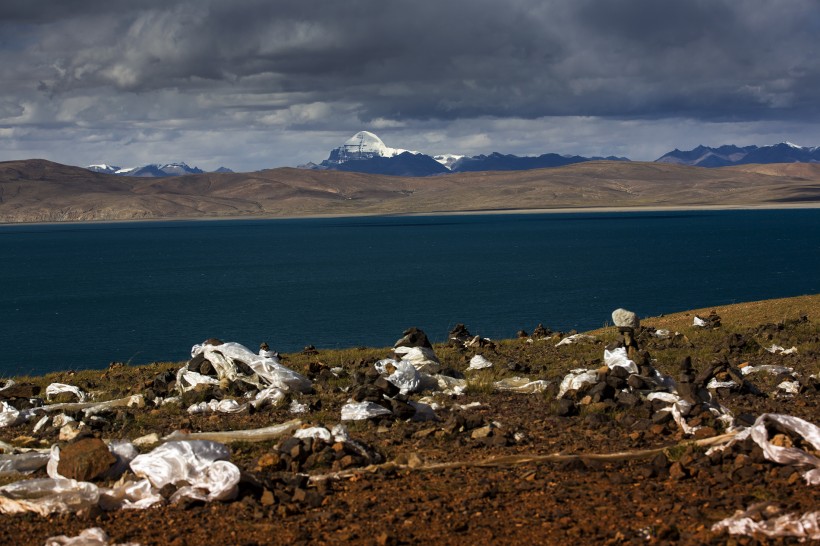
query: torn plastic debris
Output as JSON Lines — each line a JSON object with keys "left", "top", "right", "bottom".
{"left": 0, "top": 478, "right": 99, "bottom": 516}
{"left": 375, "top": 359, "right": 422, "bottom": 395}
{"left": 707, "top": 378, "right": 738, "bottom": 390}
{"left": 434, "top": 375, "right": 467, "bottom": 396}
{"left": 557, "top": 369, "right": 600, "bottom": 399}
{"left": 341, "top": 401, "right": 393, "bottom": 421}
{"left": 777, "top": 381, "right": 800, "bottom": 394}
{"left": 45, "top": 526, "right": 143, "bottom": 546}
{"left": 603, "top": 347, "right": 639, "bottom": 374}
{"left": 187, "top": 399, "right": 244, "bottom": 415}
{"left": 555, "top": 334, "right": 596, "bottom": 347}
{"left": 766, "top": 344, "right": 798, "bottom": 355}
{"left": 46, "top": 383, "right": 88, "bottom": 403}
{"left": 711, "top": 504, "right": 819, "bottom": 541}
{"left": 289, "top": 399, "right": 308, "bottom": 414}
{"left": 0, "top": 400, "right": 39, "bottom": 428}
{"left": 493, "top": 377, "right": 549, "bottom": 394}
{"left": 182, "top": 341, "right": 311, "bottom": 393}
{"left": 467, "top": 355, "right": 493, "bottom": 371}
{"left": 392, "top": 346, "right": 441, "bottom": 374}
{"left": 130, "top": 440, "right": 240, "bottom": 503}
{"left": 0, "top": 451, "right": 50, "bottom": 475}
{"left": 713, "top": 413, "right": 820, "bottom": 485}
{"left": 741, "top": 364, "right": 795, "bottom": 376}
{"left": 693, "top": 316, "right": 707, "bottom": 327}
{"left": 647, "top": 392, "right": 734, "bottom": 435}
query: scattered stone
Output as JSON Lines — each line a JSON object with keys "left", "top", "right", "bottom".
{"left": 57, "top": 437, "right": 117, "bottom": 481}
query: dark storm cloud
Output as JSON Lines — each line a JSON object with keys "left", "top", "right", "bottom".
{"left": 1, "top": 0, "right": 819, "bottom": 168}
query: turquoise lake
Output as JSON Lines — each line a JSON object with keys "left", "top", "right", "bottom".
{"left": 1, "top": 209, "right": 819, "bottom": 376}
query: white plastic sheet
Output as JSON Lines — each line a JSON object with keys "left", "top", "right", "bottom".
{"left": 467, "top": 355, "right": 493, "bottom": 371}
{"left": 98, "top": 479, "right": 163, "bottom": 511}
{"left": 45, "top": 526, "right": 143, "bottom": 546}
{"left": 603, "top": 347, "right": 639, "bottom": 374}
{"left": 293, "top": 427, "right": 333, "bottom": 442}
{"left": 557, "top": 368, "right": 599, "bottom": 399}
{"left": 693, "top": 316, "right": 707, "bottom": 327}
{"left": 434, "top": 375, "right": 467, "bottom": 396}
{"left": 493, "top": 377, "right": 549, "bottom": 394}
{"left": 777, "top": 381, "right": 800, "bottom": 394}
{"left": 0, "top": 478, "right": 99, "bottom": 516}
{"left": 46, "top": 383, "right": 88, "bottom": 403}
{"left": 381, "top": 360, "right": 422, "bottom": 394}
{"left": 129, "top": 440, "right": 240, "bottom": 503}
{"left": 392, "top": 346, "right": 441, "bottom": 374}
{"left": 555, "top": 334, "right": 596, "bottom": 347}
{"left": 765, "top": 344, "right": 798, "bottom": 355}
{"left": 741, "top": 364, "right": 795, "bottom": 376}
{"left": 711, "top": 505, "right": 820, "bottom": 540}
{"left": 731, "top": 414, "right": 820, "bottom": 485}
{"left": 187, "top": 399, "right": 244, "bottom": 415}
{"left": 0, "top": 451, "right": 50, "bottom": 475}
{"left": 186, "top": 341, "right": 312, "bottom": 393}
{"left": 707, "top": 378, "right": 738, "bottom": 389}
{"left": 340, "top": 401, "right": 393, "bottom": 421}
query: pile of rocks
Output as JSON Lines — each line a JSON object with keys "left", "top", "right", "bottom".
{"left": 256, "top": 430, "right": 383, "bottom": 474}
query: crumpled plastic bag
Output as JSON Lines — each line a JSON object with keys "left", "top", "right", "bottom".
{"left": 374, "top": 359, "right": 422, "bottom": 395}
{"left": 187, "top": 399, "right": 244, "bottom": 415}
{"left": 765, "top": 344, "right": 798, "bottom": 355}
{"left": 711, "top": 504, "right": 819, "bottom": 540}
{"left": 46, "top": 383, "right": 88, "bottom": 403}
{"left": 129, "top": 440, "right": 240, "bottom": 503}
{"left": 0, "top": 478, "right": 99, "bottom": 516}
{"left": 493, "top": 377, "right": 549, "bottom": 394}
{"left": 434, "top": 375, "right": 467, "bottom": 396}
{"left": 722, "top": 414, "right": 820, "bottom": 485}
{"left": 0, "top": 400, "right": 40, "bottom": 429}
{"left": 98, "top": 479, "right": 162, "bottom": 511}
{"left": 182, "top": 342, "right": 311, "bottom": 393}
{"left": 467, "top": 355, "right": 493, "bottom": 371}
{"left": 603, "top": 347, "right": 639, "bottom": 375}
{"left": 557, "top": 368, "right": 600, "bottom": 399}
{"left": 45, "top": 526, "right": 143, "bottom": 546}
{"left": 392, "top": 346, "right": 441, "bottom": 374}
{"left": 555, "top": 334, "right": 596, "bottom": 347}
{"left": 340, "top": 401, "right": 393, "bottom": 421}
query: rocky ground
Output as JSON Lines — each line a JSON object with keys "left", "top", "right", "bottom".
{"left": 1, "top": 295, "right": 819, "bottom": 545}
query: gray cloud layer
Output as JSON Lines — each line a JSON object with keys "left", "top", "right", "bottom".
{"left": 2, "top": 0, "right": 819, "bottom": 170}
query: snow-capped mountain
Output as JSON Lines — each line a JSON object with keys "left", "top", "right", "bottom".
{"left": 656, "top": 142, "right": 820, "bottom": 167}
{"left": 304, "top": 131, "right": 628, "bottom": 177}
{"left": 86, "top": 162, "right": 206, "bottom": 177}
{"left": 322, "top": 131, "right": 418, "bottom": 166}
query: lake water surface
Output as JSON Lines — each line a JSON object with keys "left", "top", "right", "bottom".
{"left": 1, "top": 209, "right": 819, "bottom": 376}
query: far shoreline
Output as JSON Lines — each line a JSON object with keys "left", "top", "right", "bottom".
{"left": 2, "top": 201, "right": 820, "bottom": 228}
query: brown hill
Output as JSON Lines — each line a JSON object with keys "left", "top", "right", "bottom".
{"left": 2, "top": 159, "right": 820, "bottom": 223}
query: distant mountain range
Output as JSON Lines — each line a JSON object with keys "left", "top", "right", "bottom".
{"left": 83, "top": 133, "right": 820, "bottom": 178}
{"left": 6, "top": 158, "right": 820, "bottom": 224}
{"left": 656, "top": 142, "right": 820, "bottom": 167}
{"left": 86, "top": 162, "right": 232, "bottom": 177}
{"left": 299, "top": 131, "right": 629, "bottom": 176}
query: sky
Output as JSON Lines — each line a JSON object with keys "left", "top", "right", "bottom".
{"left": 2, "top": 0, "right": 820, "bottom": 172}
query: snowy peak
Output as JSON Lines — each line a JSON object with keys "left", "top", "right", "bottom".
{"left": 86, "top": 162, "right": 207, "bottom": 177}
{"left": 324, "top": 131, "right": 418, "bottom": 166}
